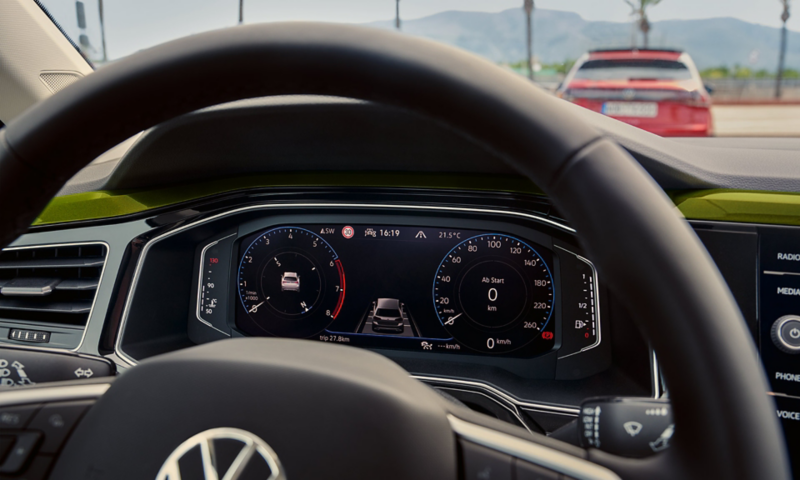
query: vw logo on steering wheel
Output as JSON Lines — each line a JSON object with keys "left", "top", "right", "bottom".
{"left": 155, "top": 427, "right": 285, "bottom": 480}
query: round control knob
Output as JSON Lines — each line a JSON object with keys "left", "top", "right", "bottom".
{"left": 771, "top": 315, "right": 800, "bottom": 354}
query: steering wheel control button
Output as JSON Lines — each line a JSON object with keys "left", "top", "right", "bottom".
{"left": 771, "top": 316, "right": 800, "bottom": 354}
{"left": 460, "top": 440, "right": 513, "bottom": 480}
{"left": 0, "top": 348, "right": 114, "bottom": 387}
{"left": 579, "top": 398, "right": 673, "bottom": 458}
{"left": 0, "top": 431, "right": 40, "bottom": 473}
{"left": 0, "top": 405, "right": 39, "bottom": 430}
{"left": 0, "top": 436, "right": 15, "bottom": 463}
{"left": 26, "top": 401, "right": 92, "bottom": 453}
{"left": 514, "top": 459, "right": 560, "bottom": 480}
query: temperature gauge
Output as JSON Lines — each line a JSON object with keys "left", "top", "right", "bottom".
{"left": 195, "top": 232, "right": 237, "bottom": 335}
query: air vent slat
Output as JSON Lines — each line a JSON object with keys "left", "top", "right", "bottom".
{"left": 55, "top": 279, "right": 99, "bottom": 291}
{"left": 0, "top": 299, "right": 91, "bottom": 314}
{"left": 1, "top": 278, "right": 61, "bottom": 296}
{"left": 0, "top": 244, "right": 106, "bottom": 334}
{"left": 0, "top": 258, "right": 104, "bottom": 269}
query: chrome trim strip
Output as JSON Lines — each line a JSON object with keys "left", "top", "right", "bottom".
{"left": 0, "top": 241, "right": 110, "bottom": 354}
{"left": 554, "top": 246, "right": 602, "bottom": 359}
{"left": 448, "top": 415, "right": 620, "bottom": 480}
{"left": 115, "top": 202, "right": 573, "bottom": 366}
{"left": 768, "top": 391, "right": 800, "bottom": 401}
{"left": 414, "top": 375, "right": 580, "bottom": 415}
{"left": 0, "top": 383, "right": 110, "bottom": 407}
{"left": 435, "top": 385, "right": 534, "bottom": 434}
{"left": 195, "top": 234, "right": 235, "bottom": 337}
{"left": 652, "top": 351, "right": 663, "bottom": 398}
{"left": 764, "top": 270, "right": 800, "bottom": 277}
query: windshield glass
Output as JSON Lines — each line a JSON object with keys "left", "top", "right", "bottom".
{"left": 574, "top": 60, "right": 693, "bottom": 81}
{"left": 36, "top": 0, "right": 800, "bottom": 138}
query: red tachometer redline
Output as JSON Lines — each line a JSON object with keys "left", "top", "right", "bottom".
{"left": 332, "top": 259, "right": 345, "bottom": 319}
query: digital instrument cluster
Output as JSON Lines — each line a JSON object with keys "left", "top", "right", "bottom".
{"left": 195, "top": 221, "right": 600, "bottom": 360}
{"left": 229, "top": 224, "right": 562, "bottom": 358}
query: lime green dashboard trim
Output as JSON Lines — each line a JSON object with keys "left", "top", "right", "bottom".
{"left": 671, "top": 190, "right": 800, "bottom": 226}
{"left": 33, "top": 173, "right": 542, "bottom": 226}
{"left": 33, "top": 177, "right": 800, "bottom": 228}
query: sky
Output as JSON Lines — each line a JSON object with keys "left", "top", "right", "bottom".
{"left": 40, "top": 0, "right": 794, "bottom": 61}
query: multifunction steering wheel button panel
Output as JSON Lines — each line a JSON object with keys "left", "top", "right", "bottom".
{"left": 0, "top": 399, "right": 91, "bottom": 479}
{"left": 578, "top": 397, "right": 673, "bottom": 458}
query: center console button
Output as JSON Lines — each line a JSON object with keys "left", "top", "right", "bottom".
{"left": 772, "top": 316, "right": 800, "bottom": 354}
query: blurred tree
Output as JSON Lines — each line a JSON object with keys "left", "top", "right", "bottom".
{"left": 524, "top": 0, "right": 534, "bottom": 80}
{"left": 624, "top": 0, "right": 662, "bottom": 48}
{"left": 776, "top": 0, "right": 790, "bottom": 98}
{"left": 783, "top": 69, "right": 800, "bottom": 79}
{"left": 395, "top": 0, "right": 401, "bottom": 30}
{"left": 733, "top": 66, "right": 753, "bottom": 79}
{"left": 700, "top": 66, "right": 731, "bottom": 80}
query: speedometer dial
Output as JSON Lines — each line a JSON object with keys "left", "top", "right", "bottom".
{"left": 433, "top": 234, "right": 554, "bottom": 354}
{"left": 238, "top": 227, "right": 345, "bottom": 338}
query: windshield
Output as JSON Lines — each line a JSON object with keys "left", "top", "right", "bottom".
{"left": 36, "top": 0, "right": 800, "bottom": 138}
{"left": 574, "top": 60, "right": 693, "bottom": 82}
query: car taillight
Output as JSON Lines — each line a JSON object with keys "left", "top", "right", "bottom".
{"left": 675, "top": 90, "right": 710, "bottom": 107}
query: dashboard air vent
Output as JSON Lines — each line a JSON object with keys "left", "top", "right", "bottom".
{"left": 0, "top": 244, "right": 106, "bottom": 327}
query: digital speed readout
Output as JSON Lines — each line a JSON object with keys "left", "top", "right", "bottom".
{"left": 433, "top": 234, "right": 554, "bottom": 354}
{"left": 234, "top": 225, "right": 557, "bottom": 358}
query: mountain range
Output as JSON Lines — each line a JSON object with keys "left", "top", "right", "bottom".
{"left": 368, "top": 8, "right": 800, "bottom": 71}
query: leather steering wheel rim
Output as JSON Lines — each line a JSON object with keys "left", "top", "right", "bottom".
{"left": 0, "top": 23, "right": 788, "bottom": 479}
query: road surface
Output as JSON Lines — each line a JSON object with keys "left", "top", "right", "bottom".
{"left": 712, "top": 105, "right": 800, "bottom": 137}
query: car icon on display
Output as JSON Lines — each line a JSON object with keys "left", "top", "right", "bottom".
{"left": 371, "top": 298, "right": 405, "bottom": 333}
{"left": 281, "top": 272, "right": 300, "bottom": 292}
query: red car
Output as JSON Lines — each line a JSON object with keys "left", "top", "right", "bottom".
{"left": 557, "top": 49, "right": 713, "bottom": 137}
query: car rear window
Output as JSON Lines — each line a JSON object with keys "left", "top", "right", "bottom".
{"left": 375, "top": 309, "right": 400, "bottom": 317}
{"left": 575, "top": 59, "right": 693, "bottom": 81}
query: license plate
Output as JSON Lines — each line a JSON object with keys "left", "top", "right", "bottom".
{"left": 602, "top": 102, "right": 658, "bottom": 118}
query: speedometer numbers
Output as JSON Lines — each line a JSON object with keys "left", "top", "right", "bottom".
{"left": 433, "top": 234, "right": 554, "bottom": 354}
{"left": 238, "top": 227, "right": 345, "bottom": 338}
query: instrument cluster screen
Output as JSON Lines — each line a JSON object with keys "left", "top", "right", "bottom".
{"left": 234, "top": 224, "right": 558, "bottom": 358}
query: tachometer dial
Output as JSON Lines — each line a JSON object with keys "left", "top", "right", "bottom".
{"left": 238, "top": 227, "right": 345, "bottom": 338}
{"left": 433, "top": 234, "right": 554, "bottom": 353}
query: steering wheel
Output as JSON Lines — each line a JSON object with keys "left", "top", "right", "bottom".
{"left": 0, "top": 23, "right": 788, "bottom": 480}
